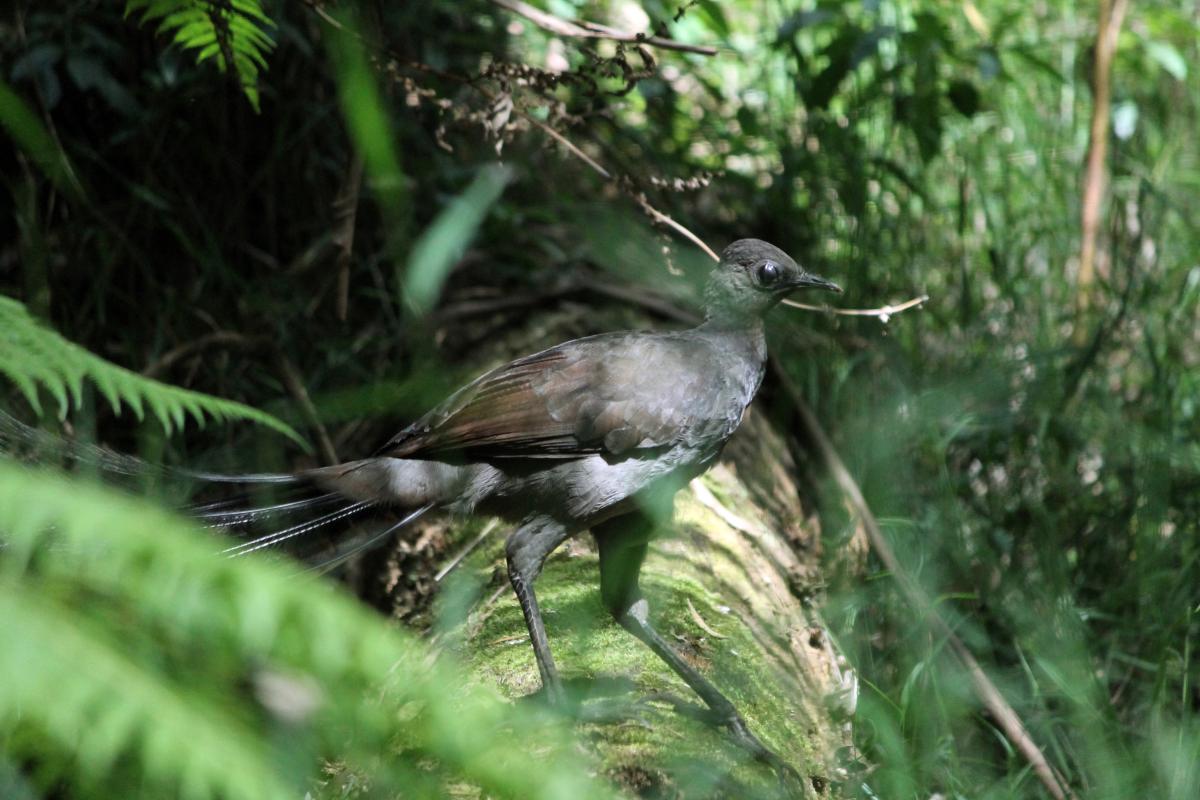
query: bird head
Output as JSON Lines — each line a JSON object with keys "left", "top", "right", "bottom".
{"left": 704, "top": 239, "right": 841, "bottom": 322}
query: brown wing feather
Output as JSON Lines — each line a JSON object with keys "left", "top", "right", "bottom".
{"left": 380, "top": 333, "right": 733, "bottom": 460}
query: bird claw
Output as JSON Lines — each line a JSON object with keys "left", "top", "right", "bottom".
{"left": 723, "top": 713, "right": 806, "bottom": 798}
{"left": 574, "top": 695, "right": 657, "bottom": 727}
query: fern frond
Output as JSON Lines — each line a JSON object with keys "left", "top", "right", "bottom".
{"left": 0, "top": 463, "right": 611, "bottom": 799}
{"left": 0, "top": 296, "right": 304, "bottom": 445}
{"left": 125, "top": 0, "right": 276, "bottom": 111}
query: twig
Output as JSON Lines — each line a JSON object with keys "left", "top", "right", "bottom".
{"left": 686, "top": 597, "right": 726, "bottom": 639}
{"left": 332, "top": 152, "right": 364, "bottom": 321}
{"left": 435, "top": 519, "right": 501, "bottom": 583}
{"left": 140, "top": 331, "right": 262, "bottom": 379}
{"left": 276, "top": 354, "right": 339, "bottom": 466}
{"left": 520, "top": 111, "right": 612, "bottom": 179}
{"left": 489, "top": 0, "right": 718, "bottom": 56}
{"left": 631, "top": 192, "right": 720, "bottom": 261}
{"left": 782, "top": 294, "right": 928, "bottom": 322}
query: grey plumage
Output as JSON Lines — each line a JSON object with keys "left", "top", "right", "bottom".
{"left": 215, "top": 238, "right": 841, "bottom": 785}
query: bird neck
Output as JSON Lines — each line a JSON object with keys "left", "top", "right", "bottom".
{"left": 697, "top": 314, "right": 768, "bottom": 365}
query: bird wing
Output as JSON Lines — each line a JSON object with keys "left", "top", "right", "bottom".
{"left": 380, "top": 332, "right": 737, "bottom": 460}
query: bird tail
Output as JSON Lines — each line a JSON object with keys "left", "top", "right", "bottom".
{"left": 0, "top": 411, "right": 431, "bottom": 570}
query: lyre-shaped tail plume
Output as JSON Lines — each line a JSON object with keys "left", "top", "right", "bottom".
{"left": 1, "top": 411, "right": 428, "bottom": 567}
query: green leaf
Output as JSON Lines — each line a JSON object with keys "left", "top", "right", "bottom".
{"left": 1144, "top": 40, "right": 1187, "bottom": 81}
{"left": 0, "top": 80, "right": 81, "bottom": 197}
{"left": 124, "top": 0, "right": 275, "bottom": 111}
{"left": 0, "top": 464, "right": 613, "bottom": 800}
{"left": 403, "top": 165, "right": 512, "bottom": 315}
{"left": 326, "top": 11, "right": 407, "bottom": 225}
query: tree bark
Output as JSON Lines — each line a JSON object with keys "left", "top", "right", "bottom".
{"left": 1075, "top": 0, "right": 1130, "bottom": 338}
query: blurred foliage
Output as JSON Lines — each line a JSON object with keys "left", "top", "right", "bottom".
{"left": 0, "top": 463, "right": 609, "bottom": 800}
{"left": 1, "top": 0, "right": 1198, "bottom": 798}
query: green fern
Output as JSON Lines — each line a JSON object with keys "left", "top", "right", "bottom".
{"left": 0, "top": 463, "right": 610, "bottom": 799}
{"left": 125, "top": 0, "right": 275, "bottom": 111}
{"left": 0, "top": 295, "right": 303, "bottom": 445}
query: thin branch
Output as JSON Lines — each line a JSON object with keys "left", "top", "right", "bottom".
{"left": 140, "top": 332, "right": 262, "bottom": 379}
{"left": 1075, "top": 0, "right": 1130, "bottom": 328}
{"left": 489, "top": 0, "right": 718, "bottom": 56}
{"left": 520, "top": 111, "right": 612, "bottom": 179}
{"left": 276, "top": 354, "right": 338, "bottom": 467}
{"left": 332, "top": 153, "right": 365, "bottom": 321}
{"left": 631, "top": 192, "right": 720, "bottom": 261}
{"left": 782, "top": 294, "right": 929, "bottom": 322}
{"left": 435, "top": 519, "right": 500, "bottom": 583}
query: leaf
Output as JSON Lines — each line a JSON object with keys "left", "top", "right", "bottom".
{"left": 124, "top": 0, "right": 275, "bottom": 111}
{"left": 403, "top": 165, "right": 512, "bottom": 315}
{"left": 0, "top": 295, "right": 305, "bottom": 446}
{"left": 0, "top": 80, "right": 80, "bottom": 197}
{"left": 1144, "top": 40, "right": 1187, "bottom": 81}
{"left": 0, "top": 464, "right": 613, "bottom": 800}
{"left": 694, "top": 0, "right": 730, "bottom": 38}
{"left": 326, "top": 11, "right": 407, "bottom": 225}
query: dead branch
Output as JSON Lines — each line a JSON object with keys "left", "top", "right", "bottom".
{"left": 332, "top": 153, "right": 365, "bottom": 321}
{"left": 276, "top": 354, "right": 338, "bottom": 466}
{"left": 489, "top": 0, "right": 718, "bottom": 56}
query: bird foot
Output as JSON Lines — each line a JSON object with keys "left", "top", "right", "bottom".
{"left": 722, "top": 713, "right": 806, "bottom": 799}
{"left": 612, "top": 691, "right": 807, "bottom": 796}
{"left": 520, "top": 675, "right": 655, "bottom": 725}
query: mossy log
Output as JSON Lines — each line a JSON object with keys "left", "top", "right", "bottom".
{"left": 362, "top": 303, "right": 851, "bottom": 799}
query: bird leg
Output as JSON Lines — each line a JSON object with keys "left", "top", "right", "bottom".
{"left": 593, "top": 513, "right": 802, "bottom": 788}
{"left": 506, "top": 515, "right": 572, "bottom": 704}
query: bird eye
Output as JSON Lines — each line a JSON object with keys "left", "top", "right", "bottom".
{"left": 757, "top": 260, "right": 781, "bottom": 286}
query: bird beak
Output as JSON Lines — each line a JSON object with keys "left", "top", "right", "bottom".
{"left": 789, "top": 271, "right": 842, "bottom": 294}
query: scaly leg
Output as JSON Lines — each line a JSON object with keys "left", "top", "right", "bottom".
{"left": 505, "top": 515, "right": 573, "bottom": 704}
{"left": 593, "top": 512, "right": 801, "bottom": 790}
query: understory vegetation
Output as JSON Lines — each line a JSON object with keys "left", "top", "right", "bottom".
{"left": 1, "top": 1, "right": 1197, "bottom": 798}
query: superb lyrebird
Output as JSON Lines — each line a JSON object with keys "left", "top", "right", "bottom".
{"left": 210, "top": 238, "right": 841, "bottom": 779}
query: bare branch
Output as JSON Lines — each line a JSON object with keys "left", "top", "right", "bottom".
{"left": 490, "top": 0, "right": 718, "bottom": 56}
{"left": 332, "top": 153, "right": 364, "bottom": 321}
{"left": 277, "top": 354, "right": 339, "bottom": 466}
{"left": 631, "top": 193, "right": 720, "bottom": 261}
{"left": 1075, "top": 0, "right": 1130, "bottom": 328}
{"left": 520, "top": 111, "right": 612, "bottom": 179}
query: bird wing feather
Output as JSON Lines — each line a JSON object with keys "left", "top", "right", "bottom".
{"left": 380, "top": 333, "right": 736, "bottom": 460}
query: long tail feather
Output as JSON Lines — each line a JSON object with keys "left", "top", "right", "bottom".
{"left": 307, "top": 504, "right": 433, "bottom": 574}
{"left": 3, "top": 411, "right": 431, "bottom": 570}
{"left": 0, "top": 410, "right": 298, "bottom": 485}
{"left": 223, "top": 500, "right": 376, "bottom": 557}
{"left": 195, "top": 492, "right": 341, "bottom": 526}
